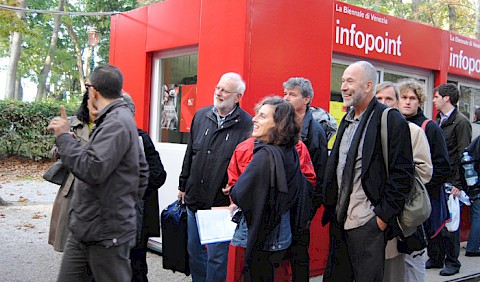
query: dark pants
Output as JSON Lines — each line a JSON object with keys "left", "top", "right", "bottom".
{"left": 287, "top": 230, "right": 310, "bottom": 282}
{"left": 244, "top": 249, "right": 285, "bottom": 282}
{"left": 324, "top": 217, "right": 386, "bottom": 282}
{"left": 130, "top": 241, "right": 148, "bottom": 282}
{"left": 427, "top": 227, "right": 461, "bottom": 270}
{"left": 57, "top": 235, "right": 134, "bottom": 282}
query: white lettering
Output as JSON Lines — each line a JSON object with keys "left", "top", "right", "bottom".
{"left": 450, "top": 47, "right": 480, "bottom": 75}
{"left": 454, "top": 36, "right": 470, "bottom": 46}
{"left": 370, "top": 14, "right": 388, "bottom": 24}
{"left": 335, "top": 20, "right": 402, "bottom": 57}
{"left": 343, "top": 6, "right": 365, "bottom": 18}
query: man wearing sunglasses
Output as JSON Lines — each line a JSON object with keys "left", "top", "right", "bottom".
{"left": 48, "top": 65, "right": 148, "bottom": 282}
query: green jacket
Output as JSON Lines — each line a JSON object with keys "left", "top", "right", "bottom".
{"left": 436, "top": 108, "right": 472, "bottom": 189}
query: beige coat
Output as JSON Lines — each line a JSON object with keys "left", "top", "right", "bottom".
{"left": 385, "top": 122, "right": 432, "bottom": 259}
{"left": 48, "top": 117, "right": 91, "bottom": 252}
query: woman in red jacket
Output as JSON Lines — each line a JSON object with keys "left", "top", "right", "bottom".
{"left": 227, "top": 96, "right": 316, "bottom": 281}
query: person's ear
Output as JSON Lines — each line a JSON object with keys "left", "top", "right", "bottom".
{"left": 304, "top": 95, "right": 311, "bottom": 106}
{"left": 235, "top": 93, "right": 243, "bottom": 103}
{"left": 365, "top": 80, "right": 373, "bottom": 94}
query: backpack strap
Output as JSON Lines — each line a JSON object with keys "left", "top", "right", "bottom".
{"left": 421, "top": 119, "right": 431, "bottom": 132}
{"left": 381, "top": 108, "right": 392, "bottom": 179}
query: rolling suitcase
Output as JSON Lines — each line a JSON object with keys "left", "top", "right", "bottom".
{"left": 161, "top": 200, "right": 190, "bottom": 276}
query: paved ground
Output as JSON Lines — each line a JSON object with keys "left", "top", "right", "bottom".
{"left": 0, "top": 180, "right": 189, "bottom": 282}
{"left": 1, "top": 179, "right": 479, "bottom": 282}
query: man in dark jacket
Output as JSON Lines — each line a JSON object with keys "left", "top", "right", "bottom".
{"left": 48, "top": 65, "right": 149, "bottom": 282}
{"left": 431, "top": 83, "right": 472, "bottom": 276}
{"left": 123, "top": 93, "right": 167, "bottom": 282}
{"left": 397, "top": 79, "right": 452, "bottom": 274}
{"left": 283, "top": 77, "right": 328, "bottom": 281}
{"left": 321, "top": 61, "right": 413, "bottom": 281}
{"left": 177, "top": 72, "right": 252, "bottom": 282}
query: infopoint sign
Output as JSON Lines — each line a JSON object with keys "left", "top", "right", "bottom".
{"left": 449, "top": 33, "right": 480, "bottom": 79}
{"left": 333, "top": 1, "right": 442, "bottom": 70}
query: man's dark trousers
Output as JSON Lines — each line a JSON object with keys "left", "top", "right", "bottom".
{"left": 57, "top": 235, "right": 134, "bottom": 282}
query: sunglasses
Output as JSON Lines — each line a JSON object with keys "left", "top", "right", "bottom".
{"left": 85, "top": 83, "right": 96, "bottom": 91}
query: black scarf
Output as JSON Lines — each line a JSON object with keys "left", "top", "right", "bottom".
{"left": 230, "top": 142, "right": 299, "bottom": 274}
{"left": 335, "top": 98, "right": 377, "bottom": 224}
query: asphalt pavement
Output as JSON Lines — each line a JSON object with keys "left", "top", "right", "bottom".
{"left": 0, "top": 180, "right": 189, "bottom": 282}
{"left": 1, "top": 180, "right": 479, "bottom": 282}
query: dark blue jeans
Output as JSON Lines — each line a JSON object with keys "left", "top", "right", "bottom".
{"left": 466, "top": 198, "right": 480, "bottom": 253}
{"left": 186, "top": 207, "right": 229, "bottom": 282}
{"left": 57, "top": 235, "right": 134, "bottom": 282}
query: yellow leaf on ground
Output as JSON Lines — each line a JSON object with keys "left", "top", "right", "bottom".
{"left": 18, "top": 196, "right": 29, "bottom": 203}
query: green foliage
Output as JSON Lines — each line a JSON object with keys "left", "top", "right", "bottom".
{"left": 0, "top": 0, "right": 27, "bottom": 35}
{"left": 0, "top": 99, "right": 77, "bottom": 160}
{"left": 0, "top": 0, "right": 28, "bottom": 57}
{"left": 342, "top": 0, "right": 476, "bottom": 37}
{"left": 82, "top": 0, "right": 142, "bottom": 65}
{"left": 1, "top": 0, "right": 164, "bottom": 102}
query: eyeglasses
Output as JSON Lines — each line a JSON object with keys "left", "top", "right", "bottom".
{"left": 214, "top": 86, "right": 237, "bottom": 94}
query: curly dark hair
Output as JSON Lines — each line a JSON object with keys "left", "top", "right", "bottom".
{"left": 76, "top": 91, "right": 90, "bottom": 124}
{"left": 254, "top": 96, "right": 300, "bottom": 147}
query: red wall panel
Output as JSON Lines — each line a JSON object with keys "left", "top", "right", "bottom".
{"left": 110, "top": 8, "right": 150, "bottom": 130}
{"left": 195, "top": 0, "right": 248, "bottom": 110}
{"left": 243, "top": 0, "right": 334, "bottom": 274}
{"left": 243, "top": 0, "right": 334, "bottom": 115}
{"left": 145, "top": 0, "right": 201, "bottom": 52}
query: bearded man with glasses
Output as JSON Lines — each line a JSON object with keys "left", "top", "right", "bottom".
{"left": 177, "top": 72, "right": 253, "bottom": 282}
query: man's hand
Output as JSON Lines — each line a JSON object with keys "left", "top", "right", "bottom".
{"left": 450, "top": 186, "right": 462, "bottom": 198}
{"left": 376, "top": 216, "right": 387, "bottom": 231}
{"left": 177, "top": 191, "right": 185, "bottom": 204}
{"left": 47, "top": 106, "right": 70, "bottom": 138}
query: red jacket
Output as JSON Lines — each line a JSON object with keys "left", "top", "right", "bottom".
{"left": 228, "top": 137, "right": 316, "bottom": 188}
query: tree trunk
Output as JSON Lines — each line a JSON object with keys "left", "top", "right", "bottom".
{"left": 65, "top": 20, "right": 86, "bottom": 94}
{"left": 448, "top": 4, "right": 458, "bottom": 32}
{"left": 15, "top": 77, "right": 23, "bottom": 101}
{"left": 35, "top": 0, "right": 65, "bottom": 101}
{"left": 411, "top": 0, "right": 422, "bottom": 20}
{"left": 475, "top": 0, "right": 480, "bottom": 40}
{"left": 85, "top": 45, "right": 93, "bottom": 79}
{"left": 5, "top": 0, "right": 26, "bottom": 100}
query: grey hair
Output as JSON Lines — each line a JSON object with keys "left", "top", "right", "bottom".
{"left": 221, "top": 72, "right": 246, "bottom": 94}
{"left": 122, "top": 92, "right": 136, "bottom": 116}
{"left": 352, "top": 61, "right": 378, "bottom": 94}
{"left": 282, "top": 77, "right": 314, "bottom": 108}
{"left": 376, "top": 81, "right": 399, "bottom": 100}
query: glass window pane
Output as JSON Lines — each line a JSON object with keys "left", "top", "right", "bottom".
{"left": 330, "top": 63, "right": 347, "bottom": 102}
{"left": 384, "top": 72, "right": 425, "bottom": 84}
{"left": 458, "top": 85, "right": 480, "bottom": 122}
{"left": 156, "top": 53, "right": 198, "bottom": 144}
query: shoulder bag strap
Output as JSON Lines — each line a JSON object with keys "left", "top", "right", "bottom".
{"left": 381, "top": 108, "right": 392, "bottom": 179}
{"left": 421, "top": 119, "right": 431, "bottom": 132}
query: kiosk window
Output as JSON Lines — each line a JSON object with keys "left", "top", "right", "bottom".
{"left": 152, "top": 52, "right": 198, "bottom": 144}
{"left": 447, "top": 80, "right": 480, "bottom": 122}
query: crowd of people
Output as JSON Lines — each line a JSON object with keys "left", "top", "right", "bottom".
{"left": 46, "top": 61, "right": 480, "bottom": 282}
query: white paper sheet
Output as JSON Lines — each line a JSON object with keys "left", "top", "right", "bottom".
{"left": 195, "top": 209, "right": 237, "bottom": 245}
